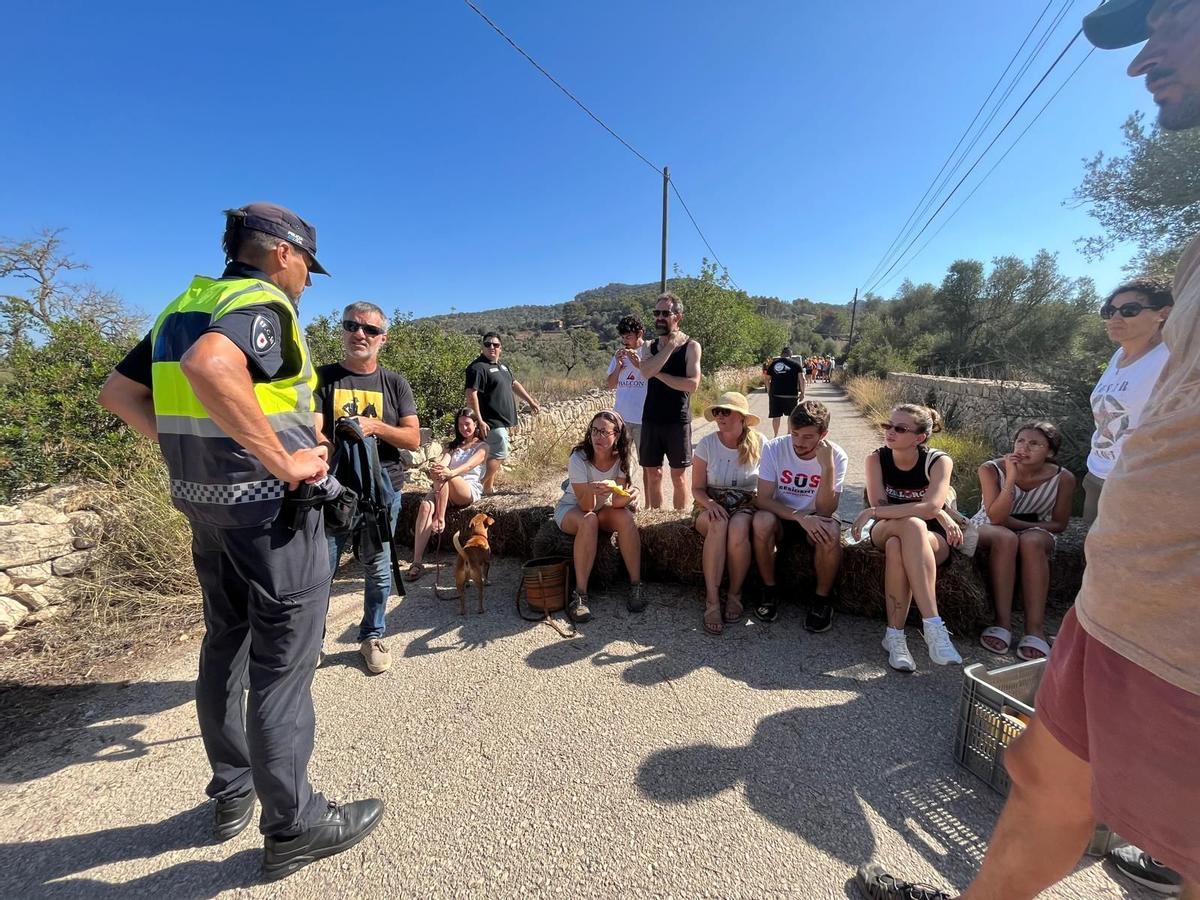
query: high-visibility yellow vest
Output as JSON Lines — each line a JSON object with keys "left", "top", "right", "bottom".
{"left": 150, "top": 275, "right": 317, "bottom": 528}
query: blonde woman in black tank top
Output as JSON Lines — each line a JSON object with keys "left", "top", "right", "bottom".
{"left": 852, "top": 404, "right": 964, "bottom": 672}
{"left": 975, "top": 422, "right": 1076, "bottom": 662}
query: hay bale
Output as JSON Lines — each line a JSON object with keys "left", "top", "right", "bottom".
{"left": 396, "top": 489, "right": 552, "bottom": 559}
{"left": 638, "top": 509, "right": 706, "bottom": 586}
{"left": 968, "top": 516, "right": 1088, "bottom": 612}
{"left": 838, "top": 541, "right": 991, "bottom": 636}
{"left": 530, "top": 519, "right": 623, "bottom": 589}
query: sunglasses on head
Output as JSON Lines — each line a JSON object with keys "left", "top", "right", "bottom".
{"left": 343, "top": 320, "right": 385, "bottom": 337}
{"left": 880, "top": 422, "right": 918, "bottom": 434}
{"left": 1100, "top": 301, "right": 1163, "bottom": 320}
{"left": 483, "top": 341, "right": 501, "bottom": 349}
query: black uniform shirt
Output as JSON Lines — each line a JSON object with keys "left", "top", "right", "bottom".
{"left": 115, "top": 262, "right": 293, "bottom": 388}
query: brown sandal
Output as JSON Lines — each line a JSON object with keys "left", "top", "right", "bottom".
{"left": 724, "top": 593, "right": 744, "bottom": 623}
{"left": 404, "top": 563, "right": 427, "bottom": 581}
{"left": 703, "top": 600, "right": 723, "bottom": 636}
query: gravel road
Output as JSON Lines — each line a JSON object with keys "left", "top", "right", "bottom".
{"left": 0, "top": 384, "right": 1147, "bottom": 899}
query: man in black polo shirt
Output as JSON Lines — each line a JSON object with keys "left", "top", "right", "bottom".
{"left": 764, "top": 347, "right": 805, "bottom": 437}
{"left": 314, "top": 301, "right": 420, "bottom": 675}
{"left": 464, "top": 332, "right": 541, "bottom": 495}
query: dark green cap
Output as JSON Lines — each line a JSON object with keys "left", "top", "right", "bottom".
{"left": 1082, "top": 0, "right": 1153, "bottom": 49}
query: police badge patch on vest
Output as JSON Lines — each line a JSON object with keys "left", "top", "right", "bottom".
{"left": 252, "top": 314, "right": 277, "bottom": 355}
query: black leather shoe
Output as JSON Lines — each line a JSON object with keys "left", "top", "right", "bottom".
{"left": 262, "top": 799, "right": 385, "bottom": 881}
{"left": 214, "top": 790, "right": 256, "bottom": 842}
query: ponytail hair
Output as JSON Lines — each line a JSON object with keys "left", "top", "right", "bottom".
{"left": 893, "top": 403, "right": 943, "bottom": 442}
{"left": 737, "top": 424, "right": 763, "bottom": 466}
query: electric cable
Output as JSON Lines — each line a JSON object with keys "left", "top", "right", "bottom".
{"left": 862, "top": 28, "right": 1085, "bottom": 296}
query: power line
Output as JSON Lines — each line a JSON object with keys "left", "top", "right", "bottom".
{"left": 669, "top": 179, "right": 742, "bottom": 292}
{"left": 874, "top": 47, "right": 1096, "bottom": 293}
{"left": 463, "top": 0, "right": 741, "bottom": 290}
{"left": 862, "top": 28, "right": 1085, "bottom": 296}
{"left": 859, "top": 0, "right": 1063, "bottom": 289}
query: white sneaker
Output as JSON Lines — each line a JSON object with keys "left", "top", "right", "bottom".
{"left": 883, "top": 631, "right": 916, "bottom": 672}
{"left": 923, "top": 621, "right": 963, "bottom": 666}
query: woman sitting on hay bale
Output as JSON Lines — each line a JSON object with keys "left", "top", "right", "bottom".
{"left": 851, "top": 404, "right": 964, "bottom": 673}
{"left": 973, "top": 422, "right": 1075, "bottom": 661}
{"left": 691, "top": 391, "right": 763, "bottom": 636}
{"left": 407, "top": 408, "right": 488, "bottom": 581}
{"left": 553, "top": 409, "right": 644, "bottom": 623}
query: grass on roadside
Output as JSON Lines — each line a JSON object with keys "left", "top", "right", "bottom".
{"left": 843, "top": 375, "right": 994, "bottom": 514}
{"left": 501, "top": 418, "right": 579, "bottom": 490}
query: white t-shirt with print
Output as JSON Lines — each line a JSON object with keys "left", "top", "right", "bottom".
{"left": 693, "top": 432, "right": 760, "bottom": 491}
{"left": 1087, "top": 343, "right": 1169, "bottom": 479}
{"left": 758, "top": 436, "right": 848, "bottom": 514}
{"left": 607, "top": 345, "right": 648, "bottom": 425}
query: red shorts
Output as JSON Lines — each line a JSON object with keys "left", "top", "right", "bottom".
{"left": 1036, "top": 607, "right": 1200, "bottom": 883}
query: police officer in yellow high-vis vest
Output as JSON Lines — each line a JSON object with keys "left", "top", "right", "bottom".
{"left": 100, "top": 203, "right": 383, "bottom": 881}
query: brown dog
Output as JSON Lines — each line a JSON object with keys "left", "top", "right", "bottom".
{"left": 452, "top": 513, "right": 494, "bottom": 615}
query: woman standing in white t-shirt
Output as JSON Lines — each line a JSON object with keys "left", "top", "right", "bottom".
{"left": 691, "top": 392, "right": 763, "bottom": 635}
{"left": 1085, "top": 279, "right": 1174, "bottom": 524}
{"left": 555, "top": 410, "right": 643, "bottom": 623}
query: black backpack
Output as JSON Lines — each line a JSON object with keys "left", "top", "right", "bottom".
{"left": 328, "top": 417, "right": 405, "bottom": 598}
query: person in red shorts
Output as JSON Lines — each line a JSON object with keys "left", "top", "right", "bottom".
{"left": 856, "top": 2, "right": 1200, "bottom": 898}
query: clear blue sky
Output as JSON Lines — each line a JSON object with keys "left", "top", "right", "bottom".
{"left": 3, "top": 1, "right": 1156, "bottom": 326}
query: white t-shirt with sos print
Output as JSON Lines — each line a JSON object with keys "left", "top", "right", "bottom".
{"left": 758, "top": 436, "right": 848, "bottom": 514}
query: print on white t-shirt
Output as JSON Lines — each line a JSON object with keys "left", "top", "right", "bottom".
{"left": 608, "top": 345, "right": 648, "bottom": 425}
{"left": 1087, "top": 343, "right": 1169, "bottom": 479}
{"left": 758, "top": 436, "right": 848, "bottom": 513}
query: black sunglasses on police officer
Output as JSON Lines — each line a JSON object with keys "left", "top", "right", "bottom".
{"left": 343, "top": 320, "right": 386, "bottom": 337}
{"left": 1099, "top": 301, "right": 1165, "bottom": 320}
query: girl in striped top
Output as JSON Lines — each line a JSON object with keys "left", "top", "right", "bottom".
{"left": 974, "top": 422, "right": 1076, "bottom": 661}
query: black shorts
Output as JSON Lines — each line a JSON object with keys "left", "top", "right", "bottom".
{"left": 768, "top": 394, "right": 800, "bottom": 419}
{"left": 639, "top": 420, "right": 692, "bottom": 469}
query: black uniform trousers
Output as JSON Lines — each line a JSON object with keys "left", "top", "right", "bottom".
{"left": 191, "top": 505, "right": 330, "bottom": 837}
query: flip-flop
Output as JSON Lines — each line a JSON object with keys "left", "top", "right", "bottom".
{"left": 404, "top": 564, "right": 427, "bottom": 582}
{"left": 980, "top": 626, "right": 1012, "bottom": 655}
{"left": 703, "top": 604, "right": 724, "bottom": 636}
{"left": 1016, "top": 634, "right": 1051, "bottom": 661}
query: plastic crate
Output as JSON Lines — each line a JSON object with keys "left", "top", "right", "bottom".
{"left": 954, "top": 658, "right": 1118, "bottom": 856}
{"left": 954, "top": 658, "right": 1046, "bottom": 795}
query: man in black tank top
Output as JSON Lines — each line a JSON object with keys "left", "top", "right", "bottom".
{"left": 638, "top": 292, "right": 703, "bottom": 509}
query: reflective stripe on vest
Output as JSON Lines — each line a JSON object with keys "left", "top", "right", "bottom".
{"left": 150, "top": 276, "right": 317, "bottom": 528}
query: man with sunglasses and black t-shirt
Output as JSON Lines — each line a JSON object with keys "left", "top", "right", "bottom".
{"left": 314, "top": 301, "right": 420, "bottom": 675}
{"left": 464, "top": 332, "right": 541, "bottom": 495}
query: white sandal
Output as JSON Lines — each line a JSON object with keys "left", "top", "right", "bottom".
{"left": 980, "top": 626, "right": 1012, "bottom": 655}
{"left": 1017, "top": 634, "right": 1051, "bottom": 661}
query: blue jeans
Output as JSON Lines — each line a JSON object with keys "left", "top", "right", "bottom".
{"left": 327, "top": 491, "right": 403, "bottom": 642}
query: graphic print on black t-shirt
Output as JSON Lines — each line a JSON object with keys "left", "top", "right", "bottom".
{"left": 315, "top": 364, "right": 418, "bottom": 490}
{"left": 334, "top": 388, "right": 381, "bottom": 419}
{"left": 767, "top": 357, "right": 804, "bottom": 396}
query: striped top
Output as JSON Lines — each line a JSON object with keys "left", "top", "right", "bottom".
{"left": 970, "top": 460, "right": 1063, "bottom": 525}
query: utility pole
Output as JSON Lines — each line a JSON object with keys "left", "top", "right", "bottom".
{"left": 847, "top": 288, "right": 859, "bottom": 348}
{"left": 660, "top": 166, "right": 669, "bottom": 295}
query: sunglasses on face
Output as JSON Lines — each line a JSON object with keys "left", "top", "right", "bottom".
{"left": 483, "top": 342, "right": 501, "bottom": 349}
{"left": 343, "top": 320, "right": 385, "bottom": 337}
{"left": 1100, "top": 302, "right": 1162, "bottom": 320}
{"left": 712, "top": 408, "right": 734, "bottom": 417}
{"left": 880, "top": 422, "right": 918, "bottom": 434}
{"left": 652, "top": 311, "right": 673, "bottom": 318}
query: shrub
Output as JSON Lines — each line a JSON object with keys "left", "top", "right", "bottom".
{"left": 0, "top": 319, "right": 139, "bottom": 501}
{"left": 930, "top": 430, "right": 993, "bottom": 514}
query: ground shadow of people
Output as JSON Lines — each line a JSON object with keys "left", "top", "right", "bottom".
{"left": 0, "top": 803, "right": 260, "bottom": 898}
{"left": 635, "top": 688, "right": 999, "bottom": 892}
{"left": 0, "top": 679, "right": 194, "bottom": 784}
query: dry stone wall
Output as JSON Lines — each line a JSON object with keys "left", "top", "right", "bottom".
{"left": 0, "top": 484, "right": 102, "bottom": 640}
{"left": 886, "top": 372, "right": 1068, "bottom": 449}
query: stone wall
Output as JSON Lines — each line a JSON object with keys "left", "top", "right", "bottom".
{"left": 886, "top": 372, "right": 1068, "bottom": 449}
{"left": 0, "top": 485, "right": 102, "bottom": 640}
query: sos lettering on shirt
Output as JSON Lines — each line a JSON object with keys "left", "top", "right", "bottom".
{"left": 779, "top": 471, "right": 822, "bottom": 487}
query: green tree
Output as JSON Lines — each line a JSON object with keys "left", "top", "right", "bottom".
{"left": 1070, "top": 112, "right": 1200, "bottom": 277}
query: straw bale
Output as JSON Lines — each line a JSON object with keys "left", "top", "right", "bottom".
{"left": 529, "top": 520, "right": 623, "bottom": 589}
{"left": 637, "top": 509, "right": 706, "bottom": 586}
